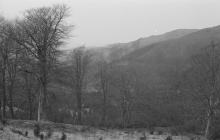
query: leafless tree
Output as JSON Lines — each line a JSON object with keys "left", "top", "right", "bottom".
{"left": 6, "top": 40, "right": 20, "bottom": 119}
{"left": 0, "top": 18, "right": 21, "bottom": 119}
{"left": 97, "top": 60, "right": 111, "bottom": 126}
{"left": 0, "top": 19, "right": 9, "bottom": 120}
{"left": 188, "top": 41, "right": 220, "bottom": 138}
{"left": 19, "top": 49, "right": 38, "bottom": 120}
{"left": 23, "top": 72, "right": 37, "bottom": 120}
{"left": 69, "top": 46, "right": 90, "bottom": 124}
{"left": 111, "top": 68, "right": 136, "bottom": 128}
{"left": 9, "top": 4, "right": 72, "bottom": 121}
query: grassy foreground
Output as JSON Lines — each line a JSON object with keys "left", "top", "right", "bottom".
{"left": 0, "top": 120, "right": 206, "bottom": 140}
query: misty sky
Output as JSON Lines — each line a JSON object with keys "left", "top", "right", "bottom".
{"left": 1, "top": 0, "right": 220, "bottom": 48}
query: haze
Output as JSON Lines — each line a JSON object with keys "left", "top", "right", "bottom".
{"left": 1, "top": 0, "right": 220, "bottom": 48}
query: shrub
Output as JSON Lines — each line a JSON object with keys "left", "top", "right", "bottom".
{"left": 139, "top": 134, "right": 146, "bottom": 140}
{"left": 1, "top": 119, "right": 8, "bottom": 126}
{"left": 46, "top": 128, "right": 53, "bottom": 138}
{"left": 158, "top": 130, "right": 163, "bottom": 135}
{"left": 11, "top": 128, "right": 23, "bottom": 135}
{"left": 25, "top": 131, "right": 28, "bottom": 136}
{"left": 181, "top": 120, "right": 200, "bottom": 133}
{"left": 165, "top": 136, "right": 173, "bottom": 140}
{"left": 149, "top": 131, "right": 154, "bottom": 135}
{"left": 11, "top": 129, "right": 29, "bottom": 137}
{"left": 40, "top": 133, "right": 44, "bottom": 140}
{"left": 61, "top": 132, "right": 67, "bottom": 140}
{"left": 170, "top": 128, "right": 179, "bottom": 136}
{"left": 33, "top": 124, "right": 40, "bottom": 137}
{"left": 149, "top": 127, "right": 154, "bottom": 135}
{"left": 211, "top": 129, "right": 220, "bottom": 140}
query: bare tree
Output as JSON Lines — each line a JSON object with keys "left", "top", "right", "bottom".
{"left": 23, "top": 72, "right": 37, "bottom": 120}
{"left": 19, "top": 49, "right": 38, "bottom": 120}
{"left": 0, "top": 21, "right": 9, "bottom": 120}
{"left": 6, "top": 39, "right": 20, "bottom": 119}
{"left": 97, "top": 60, "right": 111, "bottom": 126}
{"left": 10, "top": 4, "right": 72, "bottom": 121}
{"left": 0, "top": 18, "right": 22, "bottom": 120}
{"left": 69, "top": 46, "right": 90, "bottom": 124}
{"left": 0, "top": 19, "right": 15, "bottom": 120}
{"left": 187, "top": 41, "right": 220, "bottom": 138}
{"left": 111, "top": 67, "right": 136, "bottom": 128}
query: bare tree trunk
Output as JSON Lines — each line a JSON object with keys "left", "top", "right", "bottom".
{"left": 71, "top": 47, "right": 90, "bottom": 125}
{"left": 28, "top": 92, "right": 33, "bottom": 120}
{"left": 122, "top": 109, "right": 126, "bottom": 128}
{"left": 102, "top": 91, "right": 106, "bottom": 125}
{"left": 37, "top": 47, "right": 48, "bottom": 122}
{"left": 24, "top": 73, "right": 34, "bottom": 120}
{"left": 28, "top": 88, "right": 33, "bottom": 120}
{"left": 42, "top": 58, "right": 47, "bottom": 109}
{"left": 37, "top": 75, "right": 46, "bottom": 122}
{"left": 8, "top": 86, "right": 15, "bottom": 119}
{"left": 27, "top": 86, "right": 33, "bottom": 120}
{"left": 121, "top": 95, "right": 126, "bottom": 128}
{"left": 0, "top": 101, "right": 1, "bottom": 120}
{"left": 7, "top": 52, "right": 18, "bottom": 119}
{"left": 76, "top": 88, "right": 82, "bottom": 124}
{"left": 126, "top": 103, "right": 132, "bottom": 127}
{"left": 205, "top": 96, "right": 214, "bottom": 139}
{"left": 37, "top": 89, "right": 42, "bottom": 122}
{"left": 75, "top": 53, "right": 82, "bottom": 125}
{"left": 205, "top": 114, "right": 212, "bottom": 139}
{"left": 98, "top": 61, "right": 109, "bottom": 126}
{"left": 1, "top": 58, "right": 7, "bottom": 120}
{"left": 42, "top": 78, "right": 47, "bottom": 120}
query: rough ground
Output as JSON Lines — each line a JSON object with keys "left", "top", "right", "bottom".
{"left": 0, "top": 120, "right": 206, "bottom": 140}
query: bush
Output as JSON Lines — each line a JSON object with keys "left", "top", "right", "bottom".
{"left": 61, "top": 132, "right": 67, "bottom": 140}
{"left": 25, "top": 131, "right": 28, "bottom": 136}
{"left": 212, "top": 118, "right": 220, "bottom": 140}
{"left": 149, "top": 127, "right": 154, "bottom": 135}
{"left": 173, "top": 120, "right": 200, "bottom": 134}
{"left": 11, "top": 128, "right": 23, "bottom": 136}
{"left": 40, "top": 133, "right": 44, "bottom": 140}
{"left": 149, "top": 131, "right": 154, "bottom": 135}
{"left": 212, "top": 133, "right": 220, "bottom": 140}
{"left": 158, "top": 130, "right": 163, "bottom": 135}
{"left": 139, "top": 134, "right": 146, "bottom": 140}
{"left": 211, "top": 128, "right": 220, "bottom": 140}
{"left": 46, "top": 128, "right": 53, "bottom": 138}
{"left": 33, "top": 124, "right": 40, "bottom": 137}
{"left": 165, "top": 136, "right": 173, "bottom": 140}
{"left": 1, "top": 119, "right": 8, "bottom": 126}
{"left": 170, "top": 128, "right": 179, "bottom": 136}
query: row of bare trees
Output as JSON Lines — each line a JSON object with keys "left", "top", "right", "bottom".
{"left": 67, "top": 47, "right": 137, "bottom": 127}
{"left": 184, "top": 41, "right": 220, "bottom": 139}
{"left": 0, "top": 4, "right": 72, "bottom": 122}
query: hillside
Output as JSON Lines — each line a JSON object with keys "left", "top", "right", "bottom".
{"left": 103, "top": 25, "right": 220, "bottom": 93}
{"left": 119, "top": 25, "right": 220, "bottom": 63}
{"left": 88, "top": 29, "right": 198, "bottom": 62}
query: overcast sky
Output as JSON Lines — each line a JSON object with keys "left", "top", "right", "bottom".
{"left": 1, "top": 0, "right": 220, "bottom": 48}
